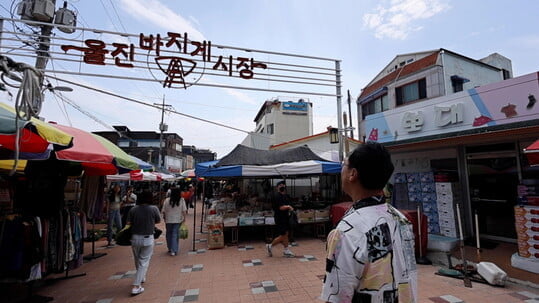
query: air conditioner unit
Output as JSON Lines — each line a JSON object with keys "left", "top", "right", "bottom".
{"left": 16, "top": 0, "right": 34, "bottom": 21}
{"left": 31, "top": 0, "right": 55, "bottom": 22}
{"left": 54, "top": 2, "right": 76, "bottom": 33}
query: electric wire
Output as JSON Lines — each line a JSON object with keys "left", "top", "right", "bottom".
{"left": 45, "top": 73, "right": 255, "bottom": 135}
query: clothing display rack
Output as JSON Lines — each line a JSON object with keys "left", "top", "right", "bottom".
{"left": 83, "top": 217, "right": 107, "bottom": 261}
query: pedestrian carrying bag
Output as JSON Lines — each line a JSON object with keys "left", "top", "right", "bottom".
{"left": 179, "top": 223, "right": 188, "bottom": 239}
{"left": 289, "top": 210, "right": 298, "bottom": 227}
{"left": 115, "top": 225, "right": 132, "bottom": 246}
{"left": 154, "top": 227, "right": 163, "bottom": 239}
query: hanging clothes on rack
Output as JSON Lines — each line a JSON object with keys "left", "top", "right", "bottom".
{"left": 0, "top": 214, "right": 43, "bottom": 281}
{"left": 80, "top": 175, "right": 106, "bottom": 220}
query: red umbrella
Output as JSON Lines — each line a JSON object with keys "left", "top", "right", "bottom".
{"left": 524, "top": 139, "right": 539, "bottom": 166}
{"left": 0, "top": 102, "right": 73, "bottom": 153}
{"left": 52, "top": 124, "right": 139, "bottom": 175}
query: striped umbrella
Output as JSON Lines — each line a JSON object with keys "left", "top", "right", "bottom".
{"left": 0, "top": 102, "right": 73, "bottom": 153}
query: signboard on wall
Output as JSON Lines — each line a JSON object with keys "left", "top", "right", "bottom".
{"left": 365, "top": 72, "right": 539, "bottom": 143}
{"left": 282, "top": 101, "right": 308, "bottom": 111}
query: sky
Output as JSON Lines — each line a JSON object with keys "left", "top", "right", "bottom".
{"left": 1, "top": 0, "right": 538, "bottom": 159}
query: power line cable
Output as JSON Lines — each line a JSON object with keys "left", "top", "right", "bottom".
{"left": 45, "top": 74, "right": 261, "bottom": 136}
{"left": 51, "top": 91, "right": 72, "bottom": 125}
{"left": 108, "top": 0, "right": 129, "bottom": 34}
{"left": 52, "top": 90, "right": 119, "bottom": 133}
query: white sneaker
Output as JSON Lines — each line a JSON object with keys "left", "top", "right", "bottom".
{"left": 170, "top": 252, "right": 176, "bottom": 256}
{"left": 266, "top": 244, "right": 273, "bottom": 257}
{"left": 131, "top": 286, "right": 144, "bottom": 295}
{"left": 283, "top": 250, "right": 295, "bottom": 257}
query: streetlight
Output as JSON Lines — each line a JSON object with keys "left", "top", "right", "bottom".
{"left": 327, "top": 126, "right": 355, "bottom": 160}
{"left": 328, "top": 127, "right": 339, "bottom": 144}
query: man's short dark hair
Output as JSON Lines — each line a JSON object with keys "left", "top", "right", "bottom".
{"left": 347, "top": 142, "right": 394, "bottom": 190}
{"left": 138, "top": 190, "right": 153, "bottom": 204}
{"left": 276, "top": 180, "right": 286, "bottom": 186}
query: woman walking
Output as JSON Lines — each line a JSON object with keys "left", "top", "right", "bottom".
{"left": 162, "top": 187, "right": 187, "bottom": 256}
{"left": 126, "top": 190, "right": 161, "bottom": 295}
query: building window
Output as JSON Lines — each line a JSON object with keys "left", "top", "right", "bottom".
{"left": 396, "top": 78, "right": 426, "bottom": 105}
{"left": 362, "top": 94, "right": 389, "bottom": 120}
{"left": 451, "top": 77, "right": 464, "bottom": 93}
{"left": 450, "top": 75, "right": 470, "bottom": 93}
{"left": 267, "top": 123, "right": 274, "bottom": 134}
{"left": 502, "top": 69, "right": 511, "bottom": 80}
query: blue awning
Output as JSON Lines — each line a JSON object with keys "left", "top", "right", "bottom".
{"left": 195, "top": 160, "right": 341, "bottom": 177}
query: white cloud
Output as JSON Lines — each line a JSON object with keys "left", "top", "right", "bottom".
{"left": 363, "top": 0, "right": 451, "bottom": 40}
{"left": 119, "top": 0, "right": 205, "bottom": 41}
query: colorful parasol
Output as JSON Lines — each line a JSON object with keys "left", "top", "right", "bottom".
{"left": 52, "top": 124, "right": 140, "bottom": 175}
{"left": 524, "top": 139, "right": 539, "bottom": 166}
{"left": 180, "top": 169, "right": 196, "bottom": 178}
{"left": 0, "top": 102, "right": 73, "bottom": 153}
{"left": 107, "top": 170, "right": 177, "bottom": 181}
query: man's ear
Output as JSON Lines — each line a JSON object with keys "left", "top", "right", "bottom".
{"left": 348, "top": 167, "right": 358, "bottom": 182}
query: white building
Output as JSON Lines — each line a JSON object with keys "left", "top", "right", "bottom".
{"left": 356, "top": 48, "right": 512, "bottom": 141}
{"left": 358, "top": 48, "right": 539, "bottom": 260}
{"left": 241, "top": 97, "right": 313, "bottom": 150}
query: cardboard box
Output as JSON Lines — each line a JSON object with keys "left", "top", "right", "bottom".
{"left": 422, "top": 201, "right": 437, "bottom": 213}
{"left": 419, "top": 172, "right": 434, "bottom": 183}
{"left": 428, "top": 224, "right": 440, "bottom": 234}
{"left": 252, "top": 217, "right": 265, "bottom": 225}
{"left": 406, "top": 173, "right": 420, "bottom": 183}
{"left": 394, "top": 173, "right": 407, "bottom": 184}
{"left": 420, "top": 192, "right": 437, "bottom": 203}
{"left": 437, "top": 201, "right": 454, "bottom": 213}
{"left": 436, "top": 192, "right": 453, "bottom": 203}
{"left": 435, "top": 182, "right": 453, "bottom": 194}
{"left": 315, "top": 208, "right": 330, "bottom": 221}
{"left": 238, "top": 217, "right": 254, "bottom": 226}
{"left": 439, "top": 218, "right": 457, "bottom": 230}
{"left": 407, "top": 182, "right": 422, "bottom": 193}
{"left": 440, "top": 227, "right": 457, "bottom": 238}
{"left": 223, "top": 217, "right": 238, "bottom": 227}
{"left": 420, "top": 182, "right": 436, "bottom": 193}
{"left": 438, "top": 209, "right": 455, "bottom": 220}
{"left": 408, "top": 192, "right": 422, "bottom": 203}
{"left": 297, "top": 210, "right": 315, "bottom": 223}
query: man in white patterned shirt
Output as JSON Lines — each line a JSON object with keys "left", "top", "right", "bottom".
{"left": 321, "top": 143, "right": 417, "bottom": 303}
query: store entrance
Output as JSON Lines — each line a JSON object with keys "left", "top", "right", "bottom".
{"left": 467, "top": 149, "right": 518, "bottom": 241}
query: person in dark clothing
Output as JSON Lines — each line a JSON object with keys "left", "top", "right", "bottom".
{"left": 266, "top": 180, "right": 295, "bottom": 257}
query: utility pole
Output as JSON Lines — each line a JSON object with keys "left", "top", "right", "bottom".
{"left": 343, "top": 112, "right": 350, "bottom": 155}
{"left": 14, "top": 0, "right": 77, "bottom": 117}
{"left": 35, "top": 24, "right": 53, "bottom": 72}
{"left": 153, "top": 95, "right": 172, "bottom": 170}
{"left": 335, "top": 60, "right": 343, "bottom": 162}
{"left": 347, "top": 90, "right": 354, "bottom": 139}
